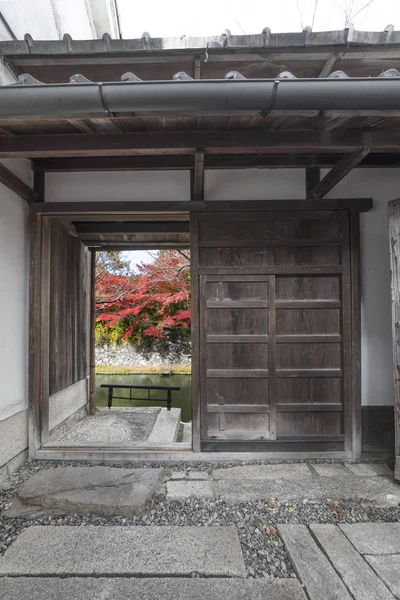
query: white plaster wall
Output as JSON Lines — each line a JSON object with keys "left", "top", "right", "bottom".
{"left": 0, "top": 167, "right": 29, "bottom": 422}
{"left": 325, "top": 168, "right": 399, "bottom": 407}
{"left": 46, "top": 170, "right": 190, "bottom": 202}
{"left": 205, "top": 169, "right": 305, "bottom": 200}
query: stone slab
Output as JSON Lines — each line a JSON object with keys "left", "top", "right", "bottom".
{"left": 0, "top": 577, "right": 307, "bottom": 600}
{"left": 0, "top": 526, "right": 246, "bottom": 577}
{"left": 311, "top": 463, "right": 350, "bottom": 477}
{"left": 214, "top": 475, "right": 400, "bottom": 505}
{"left": 148, "top": 408, "right": 181, "bottom": 443}
{"left": 345, "top": 463, "right": 393, "bottom": 477}
{"left": 12, "top": 466, "right": 164, "bottom": 516}
{"left": 340, "top": 523, "right": 400, "bottom": 554}
{"left": 212, "top": 464, "right": 312, "bottom": 480}
{"left": 166, "top": 480, "right": 214, "bottom": 499}
{"left": 169, "top": 471, "right": 209, "bottom": 480}
{"left": 278, "top": 525, "right": 352, "bottom": 600}
{"left": 365, "top": 555, "right": 400, "bottom": 598}
{"left": 310, "top": 524, "right": 394, "bottom": 600}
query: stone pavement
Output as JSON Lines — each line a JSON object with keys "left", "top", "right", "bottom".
{"left": 0, "top": 525, "right": 307, "bottom": 599}
{"left": 279, "top": 523, "right": 400, "bottom": 599}
{"left": 166, "top": 462, "right": 400, "bottom": 506}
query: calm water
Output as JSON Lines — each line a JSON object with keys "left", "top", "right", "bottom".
{"left": 95, "top": 374, "right": 192, "bottom": 422}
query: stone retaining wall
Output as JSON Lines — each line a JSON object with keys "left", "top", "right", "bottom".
{"left": 95, "top": 343, "right": 191, "bottom": 367}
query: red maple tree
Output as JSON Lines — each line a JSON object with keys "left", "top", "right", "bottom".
{"left": 96, "top": 250, "right": 191, "bottom": 342}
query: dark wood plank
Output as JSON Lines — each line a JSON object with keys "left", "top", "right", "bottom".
{"left": 1, "top": 129, "right": 398, "bottom": 157}
{"left": 190, "top": 213, "right": 200, "bottom": 451}
{"left": 208, "top": 404, "right": 271, "bottom": 413}
{"left": 207, "top": 334, "right": 269, "bottom": 343}
{"left": 89, "top": 250, "right": 96, "bottom": 416}
{"left": 40, "top": 217, "right": 51, "bottom": 443}
{"left": 350, "top": 210, "right": 362, "bottom": 460}
{"left": 76, "top": 222, "right": 189, "bottom": 234}
{"left": 0, "top": 161, "right": 39, "bottom": 203}
{"left": 305, "top": 167, "right": 320, "bottom": 199}
{"left": 207, "top": 369, "right": 270, "bottom": 377}
{"left": 276, "top": 403, "right": 343, "bottom": 412}
{"left": 28, "top": 212, "right": 42, "bottom": 456}
{"left": 389, "top": 199, "right": 400, "bottom": 467}
{"left": 193, "top": 148, "right": 204, "bottom": 202}
{"left": 268, "top": 276, "right": 277, "bottom": 440}
{"left": 29, "top": 199, "right": 374, "bottom": 214}
{"left": 311, "top": 148, "right": 370, "bottom": 199}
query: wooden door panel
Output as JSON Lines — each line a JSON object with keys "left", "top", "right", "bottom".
{"left": 195, "top": 210, "right": 352, "bottom": 450}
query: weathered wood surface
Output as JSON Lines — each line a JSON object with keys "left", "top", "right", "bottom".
{"left": 194, "top": 211, "right": 354, "bottom": 451}
{"left": 388, "top": 199, "right": 400, "bottom": 479}
{"left": 49, "top": 222, "right": 91, "bottom": 396}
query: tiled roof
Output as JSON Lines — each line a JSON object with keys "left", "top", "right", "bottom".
{"left": 1, "top": 25, "right": 400, "bottom": 56}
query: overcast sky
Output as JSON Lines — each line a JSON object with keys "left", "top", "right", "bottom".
{"left": 118, "top": 0, "right": 400, "bottom": 38}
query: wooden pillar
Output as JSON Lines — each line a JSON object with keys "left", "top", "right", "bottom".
{"left": 89, "top": 249, "right": 96, "bottom": 415}
{"left": 388, "top": 199, "right": 400, "bottom": 480}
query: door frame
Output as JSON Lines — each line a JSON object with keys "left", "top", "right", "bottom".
{"left": 28, "top": 202, "right": 363, "bottom": 460}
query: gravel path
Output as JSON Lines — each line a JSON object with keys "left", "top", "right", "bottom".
{"left": 49, "top": 411, "right": 160, "bottom": 443}
{"left": 1, "top": 459, "right": 400, "bottom": 580}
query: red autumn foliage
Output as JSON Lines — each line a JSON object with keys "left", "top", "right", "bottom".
{"left": 96, "top": 250, "right": 191, "bottom": 342}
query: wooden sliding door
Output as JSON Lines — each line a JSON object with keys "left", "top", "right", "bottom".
{"left": 193, "top": 210, "right": 354, "bottom": 453}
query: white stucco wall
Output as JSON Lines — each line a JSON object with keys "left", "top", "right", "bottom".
{"left": 0, "top": 159, "right": 30, "bottom": 471}
{"left": 46, "top": 170, "right": 190, "bottom": 202}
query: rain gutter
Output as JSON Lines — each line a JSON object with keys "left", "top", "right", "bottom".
{"left": 1, "top": 77, "right": 400, "bottom": 119}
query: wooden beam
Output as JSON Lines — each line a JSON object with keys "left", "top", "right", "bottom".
{"left": 29, "top": 198, "right": 373, "bottom": 215}
{"left": 32, "top": 152, "right": 400, "bottom": 172}
{"left": 319, "top": 54, "right": 338, "bottom": 77}
{"left": 305, "top": 167, "right": 320, "bottom": 199}
{"left": 389, "top": 198, "right": 400, "bottom": 480}
{"left": 0, "top": 130, "right": 395, "bottom": 158}
{"left": 0, "top": 161, "right": 39, "bottom": 202}
{"left": 33, "top": 169, "right": 45, "bottom": 202}
{"left": 311, "top": 147, "right": 370, "bottom": 198}
{"left": 192, "top": 149, "right": 204, "bottom": 201}
{"left": 89, "top": 250, "right": 96, "bottom": 416}
{"left": 75, "top": 222, "right": 189, "bottom": 234}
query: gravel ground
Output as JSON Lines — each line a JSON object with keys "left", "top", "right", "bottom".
{"left": 49, "top": 411, "right": 160, "bottom": 443}
{"left": 1, "top": 459, "right": 399, "bottom": 579}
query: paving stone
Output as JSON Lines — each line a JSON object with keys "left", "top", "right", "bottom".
{"left": 10, "top": 466, "right": 164, "bottom": 517}
{"left": 166, "top": 480, "right": 214, "bottom": 499}
{"left": 311, "top": 463, "right": 350, "bottom": 477}
{"left": 345, "top": 463, "right": 393, "bottom": 477}
{"left": 278, "top": 525, "right": 352, "bottom": 600}
{"left": 170, "top": 471, "right": 186, "bottom": 479}
{"left": 365, "top": 555, "right": 400, "bottom": 598}
{"left": 0, "top": 526, "right": 245, "bottom": 577}
{"left": 148, "top": 408, "right": 181, "bottom": 443}
{"left": 310, "top": 524, "right": 394, "bottom": 600}
{"left": 187, "top": 471, "right": 210, "bottom": 480}
{"left": 340, "top": 523, "right": 400, "bottom": 554}
{"left": 0, "top": 577, "right": 307, "bottom": 600}
{"left": 214, "top": 474, "right": 400, "bottom": 505}
{"left": 212, "top": 464, "right": 312, "bottom": 480}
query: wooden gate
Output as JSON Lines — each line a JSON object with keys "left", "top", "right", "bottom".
{"left": 192, "top": 210, "right": 355, "bottom": 453}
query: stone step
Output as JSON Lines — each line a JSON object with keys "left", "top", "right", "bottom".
{"left": 182, "top": 421, "right": 192, "bottom": 443}
{"left": 0, "top": 577, "right": 307, "bottom": 600}
{"left": 0, "top": 526, "right": 245, "bottom": 577}
{"left": 148, "top": 407, "right": 181, "bottom": 443}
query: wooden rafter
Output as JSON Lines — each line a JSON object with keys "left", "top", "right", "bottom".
{"left": 0, "top": 130, "right": 395, "bottom": 158}
{"left": 305, "top": 167, "right": 320, "bottom": 199}
{"left": 0, "top": 161, "right": 39, "bottom": 202}
{"left": 319, "top": 54, "right": 338, "bottom": 77}
{"left": 311, "top": 147, "right": 370, "bottom": 199}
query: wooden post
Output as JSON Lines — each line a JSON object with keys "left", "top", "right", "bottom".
{"left": 388, "top": 199, "right": 400, "bottom": 480}
{"left": 89, "top": 249, "right": 96, "bottom": 415}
